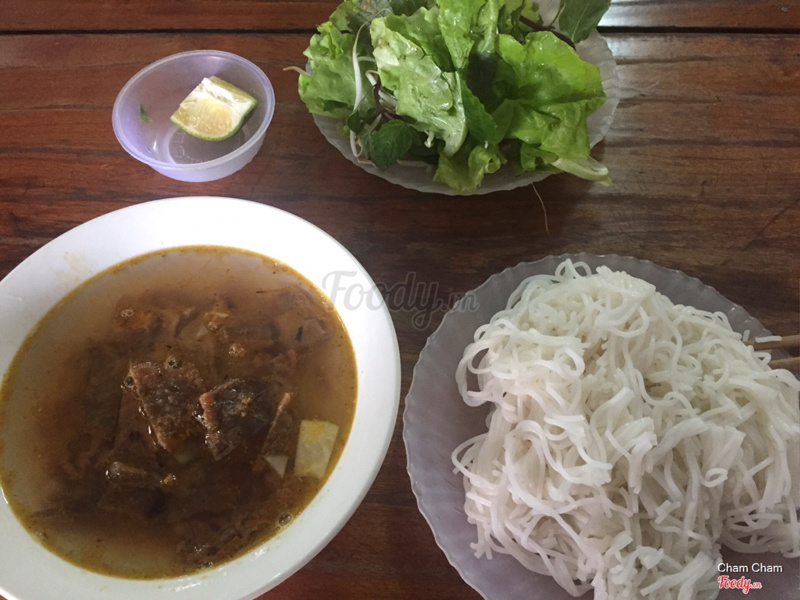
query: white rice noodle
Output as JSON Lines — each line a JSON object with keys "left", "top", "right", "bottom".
{"left": 452, "top": 260, "right": 800, "bottom": 600}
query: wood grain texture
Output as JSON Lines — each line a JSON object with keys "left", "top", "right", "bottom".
{"left": 0, "top": 0, "right": 334, "bottom": 32}
{"left": 603, "top": 0, "right": 800, "bottom": 29}
{"left": 1, "top": 21, "right": 799, "bottom": 600}
{"left": 3, "top": 0, "right": 799, "bottom": 32}
{"left": 2, "top": 32, "right": 798, "bottom": 332}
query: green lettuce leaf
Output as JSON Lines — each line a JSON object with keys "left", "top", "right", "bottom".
{"left": 437, "top": 0, "right": 501, "bottom": 69}
{"left": 461, "top": 78, "right": 502, "bottom": 145}
{"left": 494, "top": 31, "right": 605, "bottom": 161}
{"left": 558, "top": 0, "right": 611, "bottom": 44}
{"left": 519, "top": 143, "right": 557, "bottom": 171}
{"left": 435, "top": 0, "right": 537, "bottom": 68}
{"left": 371, "top": 14, "right": 467, "bottom": 156}
{"left": 433, "top": 140, "right": 505, "bottom": 192}
{"left": 499, "top": 0, "right": 534, "bottom": 40}
{"left": 552, "top": 156, "right": 610, "bottom": 182}
{"left": 380, "top": 7, "right": 453, "bottom": 72}
{"left": 299, "top": 22, "right": 374, "bottom": 119}
{"left": 297, "top": 0, "right": 611, "bottom": 191}
{"left": 330, "top": 0, "right": 434, "bottom": 32}
{"left": 518, "top": 0, "right": 540, "bottom": 24}
{"left": 433, "top": 139, "right": 504, "bottom": 192}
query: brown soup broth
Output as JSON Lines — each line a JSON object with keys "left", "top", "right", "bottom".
{"left": 0, "top": 246, "right": 357, "bottom": 578}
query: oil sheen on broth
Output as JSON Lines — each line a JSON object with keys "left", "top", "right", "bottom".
{"left": 0, "top": 247, "right": 357, "bottom": 578}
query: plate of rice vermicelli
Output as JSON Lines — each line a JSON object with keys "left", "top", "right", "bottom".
{"left": 403, "top": 254, "right": 800, "bottom": 600}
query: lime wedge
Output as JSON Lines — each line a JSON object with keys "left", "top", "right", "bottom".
{"left": 170, "top": 76, "right": 257, "bottom": 142}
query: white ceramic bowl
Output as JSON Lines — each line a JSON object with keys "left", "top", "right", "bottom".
{"left": 0, "top": 197, "right": 401, "bottom": 600}
{"left": 404, "top": 254, "right": 798, "bottom": 599}
{"left": 112, "top": 51, "right": 275, "bottom": 182}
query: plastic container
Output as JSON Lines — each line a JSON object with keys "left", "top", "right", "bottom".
{"left": 112, "top": 51, "right": 275, "bottom": 182}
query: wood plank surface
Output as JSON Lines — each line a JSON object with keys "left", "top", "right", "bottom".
{"left": 3, "top": 0, "right": 799, "bottom": 32}
{"left": 0, "top": 18, "right": 799, "bottom": 600}
{"left": 2, "top": 31, "right": 798, "bottom": 335}
{"left": 603, "top": 0, "right": 800, "bottom": 29}
{"left": 0, "top": 0, "right": 334, "bottom": 32}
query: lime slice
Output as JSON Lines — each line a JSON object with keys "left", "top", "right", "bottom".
{"left": 170, "top": 76, "right": 258, "bottom": 142}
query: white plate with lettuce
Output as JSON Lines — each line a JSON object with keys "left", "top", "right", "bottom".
{"left": 295, "top": 0, "right": 619, "bottom": 195}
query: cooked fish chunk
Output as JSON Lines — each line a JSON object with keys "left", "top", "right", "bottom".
{"left": 126, "top": 359, "right": 205, "bottom": 453}
{"left": 198, "top": 379, "right": 279, "bottom": 460}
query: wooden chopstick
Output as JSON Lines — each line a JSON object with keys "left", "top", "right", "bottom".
{"left": 770, "top": 356, "right": 800, "bottom": 370}
{"left": 748, "top": 334, "right": 800, "bottom": 351}
{"left": 747, "top": 334, "right": 800, "bottom": 370}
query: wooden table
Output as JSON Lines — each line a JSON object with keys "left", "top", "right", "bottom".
{"left": 1, "top": 1, "right": 798, "bottom": 598}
